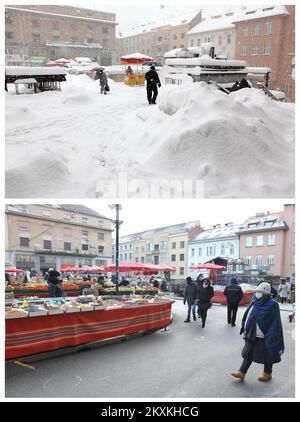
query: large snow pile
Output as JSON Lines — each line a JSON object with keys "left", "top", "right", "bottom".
{"left": 5, "top": 76, "right": 294, "bottom": 198}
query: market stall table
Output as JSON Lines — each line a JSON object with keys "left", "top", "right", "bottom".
{"left": 5, "top": 299, "right": 174, "bottom": 360}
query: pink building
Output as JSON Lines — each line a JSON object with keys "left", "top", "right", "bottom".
{"left": 238, "top": 204, "right": 295, "bottom": 282}
{"left": 233, "top": 5, "right": 295, "bottom": 102}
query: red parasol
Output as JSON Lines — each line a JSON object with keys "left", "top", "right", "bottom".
{"left": 190, "top": 262, "right": 226, "bottom": 283}
{"left": 152, "top": 264, "right": 176, "bottom": 273}
{"left": 104, "top": 262, "right": 146, "bottom": 272}
{"left": 120, "top": 52, "right": 153, "bottom": 64}
{"left": 5, "top": 267, "right": 24, "bottom": 273}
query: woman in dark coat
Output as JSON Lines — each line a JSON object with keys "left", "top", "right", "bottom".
{"left": 197, "top": 278, "right": 214, "bottom": 328}
{"left": 231, "top": 282, "right": 284, "bottom": 382}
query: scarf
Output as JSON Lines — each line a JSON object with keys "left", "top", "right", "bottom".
{"left": 245, "top": 295, "right": 284, "bottom": 358}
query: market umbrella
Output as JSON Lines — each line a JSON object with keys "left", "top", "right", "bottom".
{"left": 120, "top": 52, "right": 153, "bottom": 64}
{"left": 5, "top": 267, "right": 24, "bottom": 273}
{"left": 60, "top": 265, "right": 81, "bottom": 272}
{"left": 80, "top": 266, "right": 105, "bottom": 273}
{"left": 152, "top": 264, "right": 176, "bottom": 273}
{"left": 104, "top": 262, "right": 146, "bottom": 272}
{"left": 190, "top": 262, "right": 226, "bottom": 282}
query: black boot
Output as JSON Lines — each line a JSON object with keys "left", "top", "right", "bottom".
{"left": 184, "top": 319, "right": 190, "bottom": 323}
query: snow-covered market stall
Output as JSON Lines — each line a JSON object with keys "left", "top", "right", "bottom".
{"left": 120, "top": 52, "right": 153, "bottom": 86}
{"left": 5, "top": 66, "right": 67, "bottom": 93}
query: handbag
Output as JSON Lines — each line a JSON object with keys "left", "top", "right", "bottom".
{"left": 105, "top": 84, "right": 110, "bottom": 92}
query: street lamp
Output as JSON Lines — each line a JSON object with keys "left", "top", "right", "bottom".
{"left": 108, "top": 204, "right": 123, "bottom": 293}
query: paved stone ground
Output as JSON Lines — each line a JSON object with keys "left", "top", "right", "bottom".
{"left": 5, "top": 300, "right": 295, "bottom": 399}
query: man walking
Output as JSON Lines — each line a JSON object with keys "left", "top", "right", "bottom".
{"left": 183, "top": 277, "right": 198, "bottom": 323}
{"left": 224, "top": 277, "right": 244, "bottom": 326}
{"left": 145, "top": 65, "right": 161, "bottom": 104}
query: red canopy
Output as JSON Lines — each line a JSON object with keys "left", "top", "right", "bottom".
{"left": 152, "top": 264, "right": 176, "bottom": 273}
{"left": 190, "top": 263, "right": 226, "bottom": 270}
{"left": 120, "top": 52, "right": 153, "bottom": 64}
{"left": 104, "top": 262, "right": 146, "bottom": 272}
{"left": 5, "top": 267, "right": 24, "bottom": 273}
{"left": 80, "top": 266, "right": 105, "bottom": 273}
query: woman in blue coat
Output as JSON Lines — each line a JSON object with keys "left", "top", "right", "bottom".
{"left": 231, "top": 282, "right": 284, "bottom": 382}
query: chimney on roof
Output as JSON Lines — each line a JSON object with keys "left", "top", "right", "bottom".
{"left": 255, "top": 212, "right": 266, "bottom": 217}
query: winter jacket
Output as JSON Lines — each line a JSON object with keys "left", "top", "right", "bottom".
{"left": 278, "top": 283, "right": 289, "bottom": 298}
{"left": 145, "top": 69, "right": 161, "bottom": 87}
{"left": 47, "top": 271, "right": 61, "bottom": 285}
{"left": 224, "top": 279, "right": 243, "bottom": 304}
{"left": 99, "top": 71, "right": 108, "bottom": 86}
{"left": 198, "top": 284, "right": 214, "bottom": 309}
{"left": 183, "top": 281, "right": 198, "bottom": 305}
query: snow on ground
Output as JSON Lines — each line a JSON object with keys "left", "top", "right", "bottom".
{"left": 5, "top": 75, "right": 294, "bottom": 198}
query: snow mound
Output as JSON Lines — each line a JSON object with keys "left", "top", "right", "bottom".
{"left": 6, "top": 156, "right": 70, "bottom": 198}
{"left": 144, "top": 83, "right": 294, "bottom": 197}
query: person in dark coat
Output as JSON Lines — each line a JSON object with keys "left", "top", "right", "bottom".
{"left": 231, "top": 282, "right": 284, "bottom": 382}
{"left": 197, "top": 278, "right": 214, "bottom": 328}
{"left": 145, "top": 65, "right": 161, "bottom": 104}
{"left": 47, "top": 269, "right": 64, "bottom": 297}
{"left": 98, "top": 68, "right": 108, "bottom": 95}
{"left": 183, "top": 277, "right": 198, "bottom": 322}
{"left": 224, "top": 277, "right": 244, "bottom": 327}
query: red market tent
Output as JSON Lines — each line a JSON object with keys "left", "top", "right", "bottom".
{"left": 190, "top": 262, "right": 226, "bottom": 282}
{"left": 105, "top": 262, "right": 147, "bottom": 272}
{"left": 153, "top": 264, "right": 176, "bottom": 273}
{"left": 5, "top": 267, "right": 24, "bottom": 273}
{"left": 120, "top": 52, "right": 153, "bottom": 64}
{"left": 80, "top": 266, "right": 105, "bottom": 273}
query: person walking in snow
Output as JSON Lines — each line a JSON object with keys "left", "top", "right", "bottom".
{"left": 145, "top": 65, "right": 161, "bottom": 104}
{"left": 230, "top": 282, "right": 284, "bottom": 382}
{"left": 98, "top": 67, "right": 108, "bottom": 95}
{"left": 224, "top": 277, "right": 244, "bottom": 327}
{"left": 183, "top": 277, "right": 198, "bottom": 323}
{"left": 197, "top": 278, "right": 214, "bottom": 328}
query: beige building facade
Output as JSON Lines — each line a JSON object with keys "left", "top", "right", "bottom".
{"left": 5, "top": 5, "right": 117, "bottom": 66}
{"left": 113, "top": 221, "right": 202, "bottom": 280}
{"left": 5, "top": 204, "right": 113, "bottom": 273}
{"left": 117, "top": 10, "right": 202, "bottom": 64}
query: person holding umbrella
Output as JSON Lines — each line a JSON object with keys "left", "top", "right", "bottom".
{"left": 145, "top": 65, "right": 161, "bottom": 104}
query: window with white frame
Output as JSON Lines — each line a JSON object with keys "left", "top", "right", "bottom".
{"left": 241, "top": 46, "right": 247, "bottom": 56}
{"left": 191, "top": 248, "right": 195, "bottom": 257}
{"left": 245, "top": 256, "right": 252, "bottom": 266}
{"left": 265, "top": 22, "right": 272, "bottom": 35}
{"left": 243, "top": 26, "right": 249, "bottom": 37}
{"left": 246, "top": 236, "right": 253, "bottom": 247}
{"left": 82, "top": 217, "right": 88, "bottom": 225}
{"left": 254, "top": 24, "right": 260, "bottom": 36}
{"left": 268, "top": 234, "right": 276, "bottom": 245}
{"left": 256, "top": 255, "right": 263, "bottom": 266}
{"left": 256, "top": 235, "right": 264, "bottom": 246}
{"left": 230, "top": 244, "right": 235, "bottom": 255}
{"left": 252, "top": 44, "right": 259, "bottom": 55}
{"left": 267, "top": 254, "right": 275, "bottom": 265}
{"left": 221, "top": 244, "right": 225, "bottom": 255}
{"left": 263, "top": 43, "right": 271, "bottom": 55}
{"left": 227, "top": 33, "right": 231, "bottom": 44}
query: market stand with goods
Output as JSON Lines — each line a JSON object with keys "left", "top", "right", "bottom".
{"left": 121, "top": 52, "right": 153, "bottom": 86}
{"left": 5, "top": 263, "right": 175, "bottom": 360}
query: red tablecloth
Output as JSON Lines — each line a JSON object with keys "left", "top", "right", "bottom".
{"left": 212, "top": 291, "right": 254, "bottom": 305}
{"left": 5, "top": 301, "right": 174, "bottom": 360}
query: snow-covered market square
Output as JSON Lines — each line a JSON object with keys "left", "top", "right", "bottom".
{"left": 5, "top": 4, "right": 295, "bottom": 199}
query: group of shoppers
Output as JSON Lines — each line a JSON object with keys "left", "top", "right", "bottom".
{"left": 183, "top": 276, "right": 285, "bottom": 382}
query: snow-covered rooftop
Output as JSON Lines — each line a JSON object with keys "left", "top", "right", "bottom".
{"left": 46, "top": 43, "right": 103, "bottom": 49}
{"left": 232, "top": 5, "right": 289, "bottom": 23}
{"left": 5, "top": 66, "right": 67, "bottom": 76}
{"left": 190, "top": 224, "right": 240, "bottom": 242}
{"left": 237, "top": 212, "right": 288, "bottom": 233}
{"left": 187, "top": 12, "right": 238, "bottom": 35}
{"left": 119, "top": 9, "right": 201, "bottom": 38}
{"left": 5, "top": 6, "right": 117, "bottom": 24}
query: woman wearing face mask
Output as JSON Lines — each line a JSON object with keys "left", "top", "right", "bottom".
{"left": 197, "top": 278, "right": 214, "bottom": 328}
{"left": 231, "top": 282, "right": 284, "bottom": 382}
